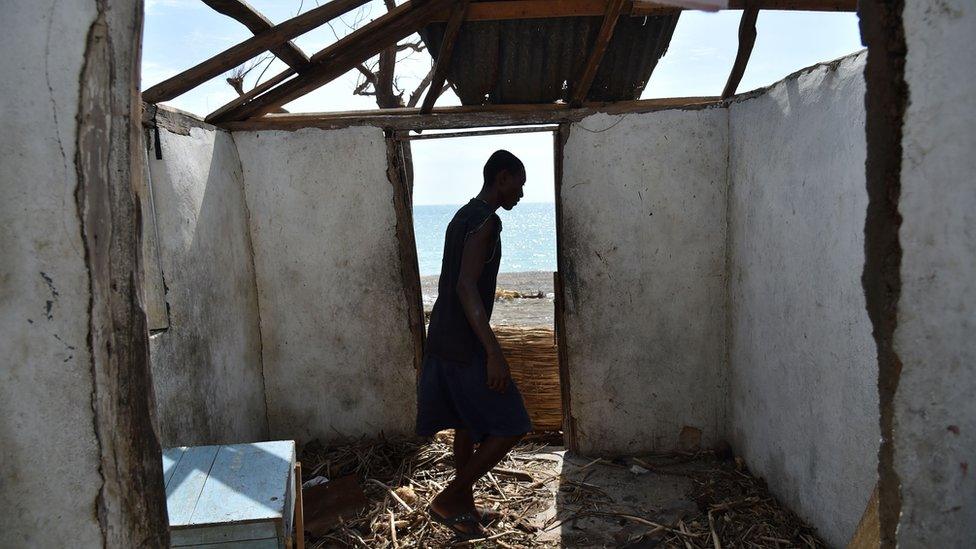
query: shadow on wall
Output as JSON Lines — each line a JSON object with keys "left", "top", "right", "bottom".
{"left": 147, "top": 126, "right": 268, "bottom": 447}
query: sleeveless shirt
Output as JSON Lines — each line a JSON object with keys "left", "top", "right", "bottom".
{"left": 425, "top": 199, "right": 502, "bottom": 363}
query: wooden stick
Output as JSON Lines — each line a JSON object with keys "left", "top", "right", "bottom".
{"left": 722, "top": 5, "right": 760, "bottom": 99}
{"left": 294, "top": 462, "right": 305, "bottom": 549}
{"left": 570, "top": 0, "right": 627, "bottom": 106}
{"left": 388, "top": 510, "right": 398, "bottom": 548}
{"left": 201, "top": 0, "right": 309, "bottom": 69}
{"left": 214, "top": 0, "right": 453, "bottom": 122}
{"left": 708, "top": 510, "right": 722, "bottom": 549}
{"left": 420, "top": 0, "right": 470, "bottom": 114}
{"left": 142, "top": 0, "right": 368, "bottom": 103}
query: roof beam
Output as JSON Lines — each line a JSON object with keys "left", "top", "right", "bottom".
{"left": 722, "top": 6, "right": 760, "bottom": 99}
{"left": 212, "top": 0, "right": 454, "bottom": 123}
{"left": 429, "top": 0, "right": 855, "bottom": 21}
{"left": 201, "top": 0, "right": 309, "bottom": 70}
{"left": 213, "top": 96, "right": 721, "bottom": 131}
{"left": 570, "top": 0, "right": 627, "bottom": 106}
{"left": 142, "top": 0, "right": 369, "bottom": 104}
{"left": 420, "top": 0, "right": 470, "bottom": 114}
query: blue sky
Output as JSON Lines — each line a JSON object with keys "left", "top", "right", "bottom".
{"left": 143, "top": 2, "right": 863, "bottom": 205}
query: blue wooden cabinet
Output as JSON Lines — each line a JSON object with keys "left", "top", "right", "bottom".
{"left": 162, "top": 441, "right": 296, "bottom": 548}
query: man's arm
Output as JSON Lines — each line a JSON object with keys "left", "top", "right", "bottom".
{"left": 456, "top": 217, "right": 509, "bottom": 392}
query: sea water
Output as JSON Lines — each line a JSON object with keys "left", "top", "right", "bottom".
{"left": 413, "top": 202, "right": 557, "bottom": 276}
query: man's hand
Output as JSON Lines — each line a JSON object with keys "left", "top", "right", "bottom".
{"left": 486, "top": 350, "right": 510, "bottom": 393}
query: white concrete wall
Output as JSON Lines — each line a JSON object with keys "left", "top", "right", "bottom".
{"left": 727, "top": 52, "right": 876, "bottom": 547}
{"left": 561, "top": 108, "right": 730, "bottom": 455}
{"left": 234, "top": 128, "right": 416, "bottom": 443}
{"left": 147, "top": 124, "right": 268, "bottom": 446}
{"left": 2, "top": 1, "right": 167, "bottom": 546}
{"left": 896, "top": 1, "right": 976, "bottom": 545}
{"left": 0, "top": 3, "right": 104, "bottom": 545}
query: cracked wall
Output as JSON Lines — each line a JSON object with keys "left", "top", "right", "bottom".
{"left": 146, "top": 124, "right": 269, "bottom": 446}
{"left": 561, "top": 52, "right": 878, "bottom": 545}
{"left": 893, "top": 0, "right": 976, "bottom": 544}
{"left": 1, "top": 0, "right": 167, "bottom": 546}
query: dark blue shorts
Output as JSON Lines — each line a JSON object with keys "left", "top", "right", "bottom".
{"left": 416, "top": 351, "right": 533, "bottom": 443}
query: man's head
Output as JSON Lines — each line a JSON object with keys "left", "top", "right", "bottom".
{"left": 483, "top": 150, "right": 525, "bottom": 210}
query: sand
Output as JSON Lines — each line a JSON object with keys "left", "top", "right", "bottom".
{"left": 421, "top": 270, "right": 555, "bottom": 327}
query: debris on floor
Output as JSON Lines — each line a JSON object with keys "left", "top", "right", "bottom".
{"left": 298, "top": 433, "right": 826, "bottom": 547}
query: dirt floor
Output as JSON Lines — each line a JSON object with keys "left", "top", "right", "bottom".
{"left": 298, "top": 434, "right": 826, "bottom": 548}
{"left": 422, "top": 271, "right": 555, "bottom": 328}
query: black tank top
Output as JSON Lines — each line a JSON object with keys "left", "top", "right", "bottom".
{"left": 426, "top": 199, "right": 502, "bottom": 363}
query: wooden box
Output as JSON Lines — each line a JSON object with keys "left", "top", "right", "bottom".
{"left": 162, "top": 441, "right": 296, "bottom": 548}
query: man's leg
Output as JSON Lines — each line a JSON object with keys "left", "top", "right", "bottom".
{"left": 453, "top": 429, "right": 476, "bottom": 509}
{"left": 432, "top": 434, "right": 523, "bottom": 534}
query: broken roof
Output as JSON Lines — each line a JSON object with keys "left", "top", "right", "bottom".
{"left": 141, "top": 0, "right": 858, "bottom": 128}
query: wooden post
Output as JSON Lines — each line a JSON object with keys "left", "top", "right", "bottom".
{"left": 553, "top": 123, "right": 578, "bottom": 452}
{"left": 294, "top": 462, "right": 305, "bottom": 549}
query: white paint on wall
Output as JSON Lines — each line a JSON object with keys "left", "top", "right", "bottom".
{"left": 896, "top": 1, "right": 976, "bottom": 545}
{"left": 562, "top": 108, "right": 731, "bottom": 455}
{"left": 234, "top": 128, "right": 417, "bottom": 443}
{"left": 727, "top": 51, "right": 876, "bottom": 547}
{"left": 0, "top": 1, "right": 104, "bottom": 546}
{"left": 147, "top": 125, "right": 269, "bottom": 446}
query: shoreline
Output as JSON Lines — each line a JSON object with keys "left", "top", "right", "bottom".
{"left": 421, "top": 270, "right": 555, "bottom": 327}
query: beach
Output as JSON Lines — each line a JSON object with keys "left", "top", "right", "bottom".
{"left": 421, "top": 270, "right": 555, "bottom": 327}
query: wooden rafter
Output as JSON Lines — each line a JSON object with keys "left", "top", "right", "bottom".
{"left": 212, "top": 0, "right": 454, "bottom": 123}
{"left": 420, "top": 0, "right": 470, "bottom": 114}
{"left": 210, "top": 96, "right": 721, "bottom": 131}
{"left": 428, "top": 0, "right": 854, "bottom": 22}
{"left": 722, "top": 6, "right": 760, "bottom": 99}
{"left": 570, "top": 0, "right": 627, "bottom": 106}
{"left": 201, "top": 0, "right": 309, "bottom": 70}
{"left": 142, "top": 0, "right": 369, "bottom": 104}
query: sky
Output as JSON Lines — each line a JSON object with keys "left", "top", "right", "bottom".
{"left": 143, "top": 1, "right": 864, "bottom": 205}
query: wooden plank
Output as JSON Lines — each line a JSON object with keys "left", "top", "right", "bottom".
{"left": 165, "top": 445, "right": 221, "bottom": 526}
{"left": 202, "top": 0, "right": 309, "bottom": 70}
{"left": 215, "top": 96, "right": 721, "bottom": 131}
{"left": 213, "top": 0, "right": 454, "bottom": 122}
{"left": 399, "top": 125, "right": 559, "bottom": 141}
{"left": 420, "top": 0, "right": 471, "bottom": 114}
{"left": 428, "top": 0, "right": 854, "bottom": 21}
{"left": 142, "top": 0, "right": 369, "bottom": 103}
{"left": 571, "top": 0, "right": 627, "bottom": 106}
{"left": 182, "top": 540, "right": 280, "bottom": 549}
{"left": 722, "top": 6, "right": 760, "bottom": 99}
{"left": 190, "top": 441, "right": 295, "bottom": 526}
{"left": 170, "top": 522, "right": 278, "bottom": 547}
{"left": 386, "top": 136, "right": 426, "bottom": 375}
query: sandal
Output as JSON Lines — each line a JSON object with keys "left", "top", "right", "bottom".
{"left": 429, "top": 507, "right": 485, "bottom": 540}
{"left": 475, "top": 506, "right": 502, "bottom": 526}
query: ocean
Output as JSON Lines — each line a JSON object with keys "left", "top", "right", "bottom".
{"left": 413, "top": 202, "right": 557, "bottom": 276}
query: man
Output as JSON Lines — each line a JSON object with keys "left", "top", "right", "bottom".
{"left": 416, "top": 149, "right": 533, "bottom": 539}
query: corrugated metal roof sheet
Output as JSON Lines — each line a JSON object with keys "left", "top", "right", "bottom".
{"left": 420, "top": 11, "right": 679, "bottom": 105}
